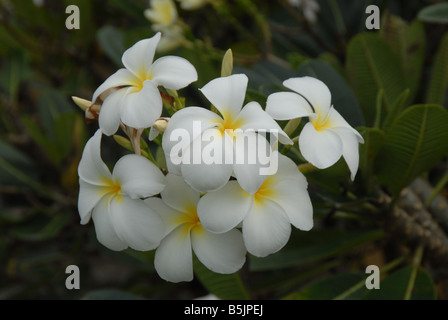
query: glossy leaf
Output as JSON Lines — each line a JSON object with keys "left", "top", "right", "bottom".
{"left": 193, "top": 257, "right": 249, "bottom": 300}
{"left": 364, "top": 266, "right": 436, "bottom": 300}
{"left": 418, "top": 3, "right": 448, "bottom": 24}
{"left": 426, "top": 32, "right": 448, "bottom": 105}
{"left": 346, "top": 33, "right": 407, "bottom": 126}
{"left": 376, "top": 104, "right": 448, "bottom": 195}
{"left": 249, "top": 229, "right": 384, "bottom": 271}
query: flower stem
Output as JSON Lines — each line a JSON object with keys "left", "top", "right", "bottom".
{"left": 298, "top": 162, "right": 317, "bottom": 174}
{"left": 404, "top": 244, "right": 424, "bottom": 300}
{"left": 283, "top": 118, "right": 301, "bottom": 137}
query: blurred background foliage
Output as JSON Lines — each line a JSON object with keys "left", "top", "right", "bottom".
{"left": 0, "top": 0, "right": 447, "bottom": 300}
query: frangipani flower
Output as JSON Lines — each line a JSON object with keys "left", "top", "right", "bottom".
{"left": 78, "top": 129, "right": 166, "bottom": 251}
{"left": 266, "top": 76, "right": 364, "bottom": 180}
{"left": 162, "top": 74, "right": 293, "bottom": 194}
{"left": 92, "top": 32, "right": 197, "bottom": 136}
{"left": 197, "top": 153, "right": 313, "bottom": 257}
{"left": 145, "top": 173, "right": 247, "bottom": 283}
{"left": 144, "top": 0, "right": 178, "bottom": 30}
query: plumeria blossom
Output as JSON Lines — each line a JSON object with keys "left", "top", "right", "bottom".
{"left": 78, "top": 129, "right": 166, "bottom": 251}
{"left": 145, "top": 173, "right": 247, "bottom": 283}
{"left": 266, "top": 76, "right": 364, "bottom": 180}
{"left": 144, "top": 0, "right": 178, "bottom": 31}
{"left": 162, "top": 74, "right": 293, "bottom": 194}
{"left": 92, "top": 32, "right": 197, "bottom": 136}
{"left": 197, "top": 153, "right": 313, "bottom": 257}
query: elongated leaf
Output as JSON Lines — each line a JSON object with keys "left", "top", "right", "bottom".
{"left": 346, "top": 33, "right": 407, "bottom": 126}
{"left": 193, "top": 257, "right": 249, "bottom": 300}
{"left": 291, "top": 272, "right": 367, "bottom": 300}
{"left": 37, "top": 88, "right": 73, "bottom": 138}
{"left": 10, "top": 213, "right": 72, "bottom": 242}
{"left": 0, "top": 139, "right": 37, "bottom": 187}
{"left": 364, "top": 266, "right": 436, "bottom": 300}
{"left": 357, "top": 127, "right": 385, "bottom": 192}
{"left": 380, "top": 16, "right": 425, "bottom": 104}
{"left": 297, "top": 59, "right": 364, "bottom": 127}
{"left": 376, "top": 104, "right": 448, "bottom": 195}
{"left": 249, "top": 229, "right": 384, "bottom": 271}
{"left": 418, "top": 3, "right": 448, "bottom": 24}
{"left": 97, "top": 25, "right": 125, "bottom": 67}
{"left": 426, "top": 32, "right": 448, "bottom": 106}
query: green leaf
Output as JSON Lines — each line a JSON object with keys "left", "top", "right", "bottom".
{"left": 21, "top": 116, "right": 60, "bottom": 166}
{"left": 380, "top": 16, "right": 425, "bottom": 104}
{"left": 297, "top": 59, "right": 364, "bottom": 127}
{"left": 249, "top": 229, "right": 384, "bottom": 271}
{"left": 426, "top": 32, "right": 448, "bottom": 106}
{"left": 376, "top": 104, "right": 448, "bottom": 195}
{"left": 37, "top": 88, "right": 73, "bottom": 138}
{"left": 364, "top": 266, "right": 436, "bottom": 300}
{"left": 193, "top": 257, "right": 249, "bottom": 300}
{"left": 0, "top": 139, "right": 40, "bottom": 191}
{"left": 291, "top": 272, "right": 367, "bottom": 300}
{"left": 358, "top": 127, "right": 385, "bottom": 193}
{"left": 97, "top": 25, "right": 125, "bottom": 67}
{"left": 418, "top": 2, "right": 448, "bottom": 24}
{"left": 81, "top": 289, "right": 145, "bottom": 300}
{"left": 346, "top": 33, "right": 407, "bottom": 126}
{"left": 10, "top": 213, "right": 72, "bottom": 242}
{"left": 54, "top": 112, "right": 83, "bottom": 159}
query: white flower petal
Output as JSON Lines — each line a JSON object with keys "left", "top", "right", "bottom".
{"left": 232, "top": 130, "right": 269, "bottom": 194}
{"left": 265, "top": 91, "right": 315, "bottom": 120}
{"left": 267, "top": 179, "right": 313, "bottom": 231}
{"left": 283, "top": 76, "right": 332, "bottom": 116}
{"left": 197, "top": 181, "right": 252, "bottom": 233}
{"left": 181, "top": 160, "right": 233, "bottom": 192}
{"left": 91, "top": 195, "right": 127, "bottom": 251}
{"left": 120, "top": 80, "right": 162, "bottom": 129}
{"left": 109, "top": 195, "right": 165, "bottom": 251}
{"left": 78, "top": 129, "right": 112, "bottom": 186}
{"left": 144, "top": 197, "right": 181, "bottom": 236}
{"left": 78, "top": 180, "right": 107, "bottom": 225}
{"left": 112, "top": 154, "right": 166, "bottom": 199}
{"left": 242, "top": 198, "right": 291, "bottom": 257}
{"left": 199, "top": 74, "right": 248, "bottom": 119}
{"left": 327, "top": 107, "right": 364, "bottom": 143}
{"left": 332, "top": 127, "right": 361, "bottom": 181}
{"left": 160, "top": 173, "right": 200, "bottom": 212}
{"left": 162, "top": 106, "right": 221, "bottom": 174}
{"left": 151, "top": 56, "right": 198, "bottom": 90}
{"left": 270, "top": 152, "right": 304, "bottom": 182}
{"left": 192, "top": 227, "right": 246, "bottom": 274}
{"left": 298, "top": 122, "right": 343, "bottom": 169}
{"left": 92, "top": 68, "right": 139, "bottom": 103}
{"left": 155, "top": 225, "right": 193, "bottom": 283}
{"left": 122, "top": 33, "right": 161, "bottom": 79}
{"left": 99, "top": 88, "right": 127, "bottom": 136}
{"left": 237, "top": 101, "right": 293, "bottom": 145}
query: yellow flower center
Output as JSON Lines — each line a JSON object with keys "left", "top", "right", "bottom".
{"left": 310, "top": 109, "right": 333, "bottom": 132}
{"left": 99, "top": 177, "right": 123, "bottom": 201}
{"left": 177, "top": 205, "right": 203, "bottom": 236}
{"left": 253, "top": 176, "right": 276, "bottom": 205}
{"left": 215, "top": 110, "right": 244, "bottom": 139}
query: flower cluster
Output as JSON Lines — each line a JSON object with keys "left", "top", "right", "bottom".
{"left": 76, "top": 33, "right": 364, "bottom": 283}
